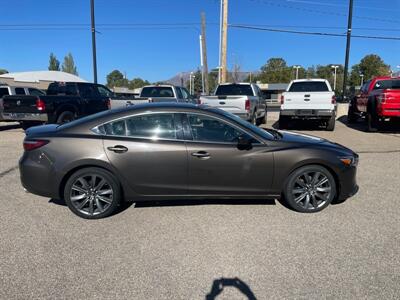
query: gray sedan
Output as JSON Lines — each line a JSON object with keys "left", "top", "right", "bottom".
{"left": 20, "top": 103, "right": 359, "bottom": 219}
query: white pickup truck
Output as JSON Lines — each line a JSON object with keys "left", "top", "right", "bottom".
{"left": 110, "top": 85, "right": 197, "bottom": 109}
{"left": 199, "top": 83, "right": 267, "bottom": 125}
{"left": 279, "top": 79, "right": 336, "bottom": 131}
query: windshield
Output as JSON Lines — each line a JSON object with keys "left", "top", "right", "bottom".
{"left": 289, "top": 81, "right": 329, "bottom": 92}
{"left": 141, "top": 87, "right": 174, "bottom": 98}
{"left": 215, "top": 84, "right": 254, "bottom": 96}
{"left": 208, "top": 108, "right": 275, "bottom": 140}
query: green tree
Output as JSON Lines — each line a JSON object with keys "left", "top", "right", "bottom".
{"left": 106, "top": 70, "right": 128, "bottom": 88}
{"left": 208, "top": 69, "right": 219, "bottom": 94}
{"left": 256, "top": 58, "right": 291, "bottom": 83}
{"left": 349, "top": 54, "right": 390, "bottom": 87}
{"left": 315, "top": 64, "right": 344, "bottom": 93}
{"left": 48, "top": 53, "right": 60, "bottom": 71}
{"left": 61, "top": 53, "right": 78, "bottom": 75}
{"left": 128, "top": 78, "right": 150, "bottom": 89}
{"left": 0, "top": 68, "right": 8, "bottom": 75}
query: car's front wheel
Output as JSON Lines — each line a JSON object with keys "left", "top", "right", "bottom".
{"left": 64, "top": 167, "right": 121, "bottom": 219}
{"left": 283, "top": 165, "right": 336, "bottom": 213}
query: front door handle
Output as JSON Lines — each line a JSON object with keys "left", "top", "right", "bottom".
{"left": 191, "top": 151, "right": 210, "bottom": 159}
{"left": 107, "top": 145, "right": 128, "bottom": 153}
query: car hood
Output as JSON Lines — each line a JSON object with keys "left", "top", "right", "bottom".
{"left": 277, "top": 130, "right": 356, "bottom": 155}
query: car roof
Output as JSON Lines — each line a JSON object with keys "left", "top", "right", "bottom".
{"left": 290, "top": 79, "right": 327, "bottom": 83}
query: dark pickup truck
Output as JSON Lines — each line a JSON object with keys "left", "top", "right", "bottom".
{"left": 2, "top": 82, "right": 113, "bottom": 129}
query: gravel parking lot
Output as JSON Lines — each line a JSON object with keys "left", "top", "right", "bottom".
{"left": 1, "top": 115, "right": 399, "bottom": 299}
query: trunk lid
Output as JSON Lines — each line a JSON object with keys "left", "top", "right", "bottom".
{"left": 25, "top": 124, "right": 59, "bottom": 137}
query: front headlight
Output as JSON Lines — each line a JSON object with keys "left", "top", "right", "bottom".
{"left": 339, "top": 156, "right": 358, "bottom": 167}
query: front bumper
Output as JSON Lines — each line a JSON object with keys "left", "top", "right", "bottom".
{"left": 3, "top": 112, "right": 48, "bottom": 122}
{"left": 337, "top": 164, "right": 359, "bottom": 201}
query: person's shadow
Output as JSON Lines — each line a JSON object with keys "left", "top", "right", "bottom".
{"left": 206, "top": 277, "right": 257, "bottom": 300}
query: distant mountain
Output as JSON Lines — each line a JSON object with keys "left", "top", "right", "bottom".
{"left": 163, "top": 70, "right": 261, "bottom": 86}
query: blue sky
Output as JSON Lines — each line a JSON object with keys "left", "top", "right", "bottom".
{"left": 0, "top": 0, "right": 399, "bottom": 83}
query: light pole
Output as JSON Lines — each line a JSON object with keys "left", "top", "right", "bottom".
{"left": 331, "top": 65, "right": 339, "bottom": 91}
{"left": 360, "top": 74, "right": 364, "bottom": 86}
{"left": 90, "top": 0, "right": 98, "bottom": 84}
{"left": 342, "top": 0, "right": 354, "bottom": 99}
{"left": 189, "top": 72, "right": 193, "bottom": 95}
{"left": 293, "top": 65, "right": 301, "bottom": 80}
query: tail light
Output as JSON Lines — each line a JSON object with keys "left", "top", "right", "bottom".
{"left": 23, "top": 140, "right": 49, "bottom": 151}
{"left": 377, "top": 94, "right": 386, "bottom": 103}
{"left": 106, "top": 98, "right": 111, "bottom": 109}
{"left": 36, "top": 98, "right": 46, "bottom": 111}
{"left": 331, "top": 95, "right": 336, "bottom": 104}
{"left": 245, "top": 99, "right": 250, "bottom": 111}
{"left": 280, "top": 95, "right": 284, "bottom": 105}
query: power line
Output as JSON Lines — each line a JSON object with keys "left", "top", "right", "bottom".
{"left": 229, "top": 24, "right": 400, "bottom": 41}
{"left": 244, "top": 0, "right": 400, "bottom": 24}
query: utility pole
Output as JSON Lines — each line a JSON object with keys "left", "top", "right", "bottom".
{"left": 90, "top": 0, "right": 98, "bottom": 84}
{"left": 331, "top": 65, "right": 339, "bottom": 91}
{"left": 342, "top": 0, "right": 354, "bottom": 100}
{"left": 201, "top": 12, "right": 209, "bottom": 95}
{"left": 220, "top": 0, "right": 228, "bottom": 83}
{"left": 189, "top": 72, "right": 193, "bottom": 94}
{"left": 218, "top": 0, "right": 223, "bottom": 84}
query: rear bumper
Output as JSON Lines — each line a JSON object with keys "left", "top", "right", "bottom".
{"left": 3, "top": 112, "right": 48, "bottom": 122}
{"left": 280, "top": 109, "right": 335, "bottom": 118}
{"left": 378, "top": 103, "right": 400, "bottom": 118}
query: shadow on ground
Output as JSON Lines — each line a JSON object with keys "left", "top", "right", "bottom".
{"left": 206, "top": 277, "right": 257, "bottom": 300}
{"left": 337, "top": 115, "right": 400, "bottom": 134}
{"left": 271, "top": 119, "right": 329, "bottom": 131}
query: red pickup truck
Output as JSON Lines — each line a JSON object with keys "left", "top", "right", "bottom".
{"left": 348, "top": 76, "right": 400, "bottom": 131}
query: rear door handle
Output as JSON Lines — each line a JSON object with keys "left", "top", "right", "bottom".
{"left": 107, "top": 145, "right": 128, "bottom": 153}
{"left": 191, "top": 151, "right": 210, "bottom": 159}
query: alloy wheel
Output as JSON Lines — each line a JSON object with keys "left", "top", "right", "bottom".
{"left": 291, "top": 171, "right": 332, "bottom": 210}
{"left": 69, "top": 174, "right": 114, "bottom": 216}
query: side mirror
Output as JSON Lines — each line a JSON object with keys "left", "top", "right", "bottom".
{"left": 237, "top": 135, "right": 252, "bottom": 150}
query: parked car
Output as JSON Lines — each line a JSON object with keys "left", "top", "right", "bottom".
{"left": 199, "top": 83, "right": 267, "bottom": 125}
{"left": 2, "top": 82, "right": 114, "bottom": 129}
{"left": 0, "top": 84, "right": 44, "bottom": 121}
{"left": 20, "top": 103, "right": 358, "bottom": 219}
{"left": 279, "top": 79, "right": 336, "bottom": 131}
{"left": 348, "top": 76, "right": 400, "bottom": 131}
{"left": 110, "top": 85, "right": 197, "bottom": 109}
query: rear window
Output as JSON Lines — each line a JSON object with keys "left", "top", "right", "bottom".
{"left": 0, "top": 87, "right": 9, "bottom": 97}
{"left": 47, "top": 83, "right": 78, "bottom": 95}
{"left": 15, "top": 88, "right": 26, "bottom": 95}
{"left": 289, "top": 81, "right": 329, "bottom": 92}
{"left": 215, "top": 84, "right": 254, "bottom": 96}
{"left": 373, "top": 79, "right": 400, "bottom": 90}
{"left": 141, "top": 87, "right": 174, "bottom": 98}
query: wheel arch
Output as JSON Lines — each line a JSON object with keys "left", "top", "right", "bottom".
{"left": 58, "top": 162, "right": 126, "bottom": 201}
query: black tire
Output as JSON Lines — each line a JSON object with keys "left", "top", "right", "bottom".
{"left": 278, "top": 115, "right": 289, "bottom": 129}
{"left": 256, "top": 111, "right": 267, "bottom": 126}
{"left": 366, "top": 112, "right": 379, "bottom": 132}
{"left": 64, "top": 167, "right": 121, "bottom": 219}
{"left": 283, "top": 165, "right": 336, "bottom": 213}
{"left": 326, "top": 115, "right": 336, "bottom": 131}
{"left": 250, "top": 111, "right": 257, "bottom": 126}
{"left": 56, "top": 110, "right": 76, "bottom": 124}
{"left": 347, "top": 101, "right": 358, "bottom": 123}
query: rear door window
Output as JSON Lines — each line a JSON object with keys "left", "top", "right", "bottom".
{"left": 175, "top": 87, "right": 183, "bottom": 99}
{"left": 97, "top": 85, "right": 113, "bottom": 97}
{"left": 79, "top": 84, "right": 98, "bottom": 98}
{"left": 15, "top": 88, "right": 26, "bottom": 95}
{"left": 100, "top": 113, "right": 177, "bottom": 140}
{"left": 289, "top": 81, "right": 329, "bottom": 92}
{"left": 28, "top": 88, "right": 45, "bottom": 96}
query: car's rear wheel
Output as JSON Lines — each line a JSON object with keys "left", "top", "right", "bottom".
{"left": 250, "top": 111, "right": 257, "bottom": 126}
{"left": 283, "top": 165, "right": 336, "bottom": 213}
{"left": 64, "top": 167, "right": 121, "bottom": 219}
{"left": 256, "top": 110, "right": 267, "bottom": 126}
{"left": 326, "top": 115, "right": 336, "bottom": 131}
{"left": 347, "top": 101, "right": 358, "bottom": 123}
{"left": 366, "top": 111, "right": 379, "bottom": 132}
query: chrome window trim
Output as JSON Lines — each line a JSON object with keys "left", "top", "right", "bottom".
{"left": 90, "top": 109, "right": 265, "bottom": 145}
